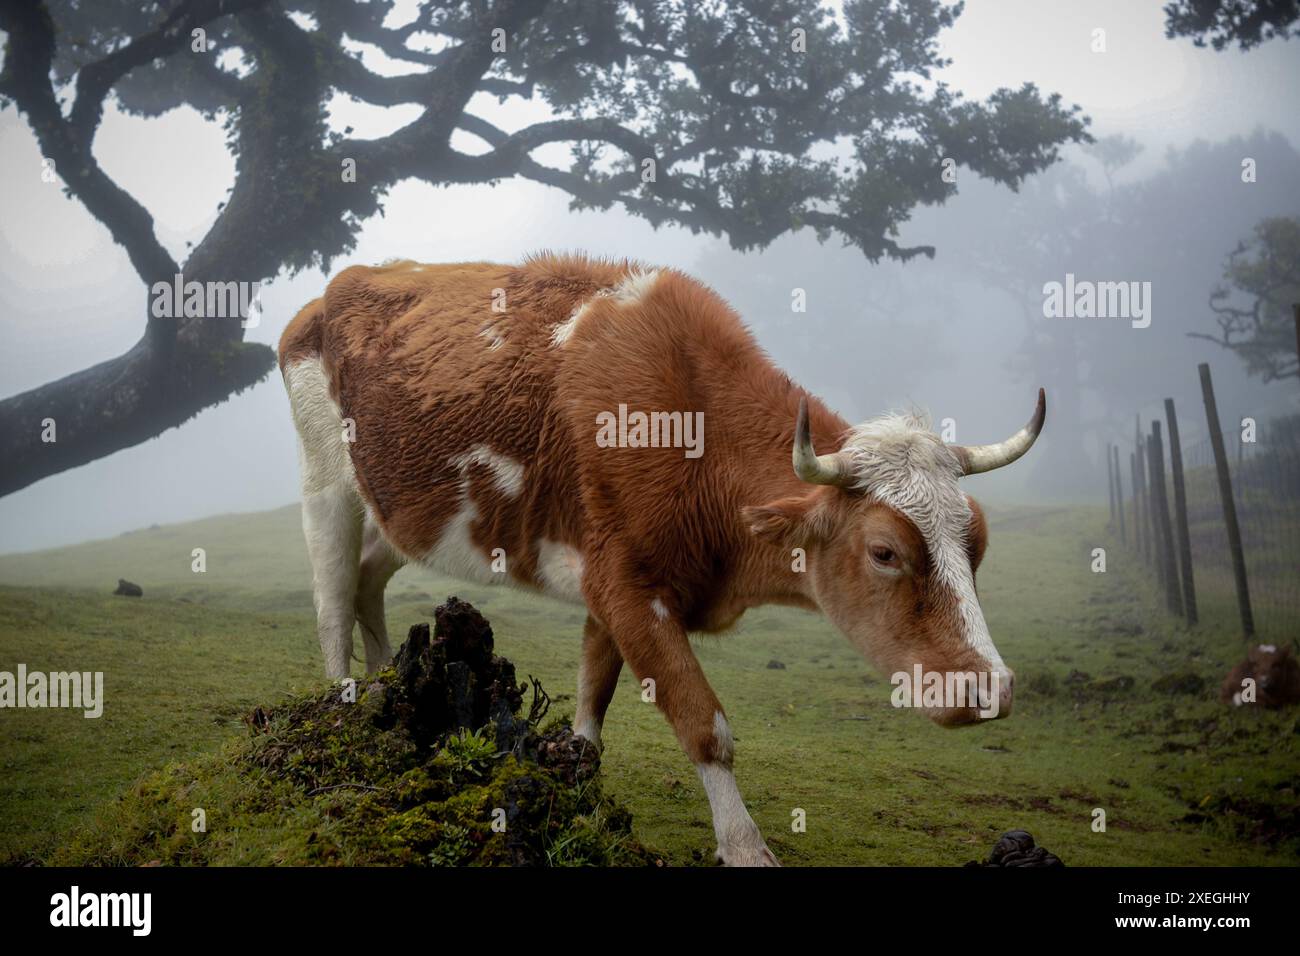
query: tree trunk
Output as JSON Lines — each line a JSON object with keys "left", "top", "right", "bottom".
{"left": 0, "top": 330, "right": 273, "bottom": 497}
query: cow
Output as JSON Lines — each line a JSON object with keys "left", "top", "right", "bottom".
{"left": 278, "top": 254, "right": 1045, "bottom": 866}
{"left": 1221, "top": 644, "right": 1300, "bottom": 709}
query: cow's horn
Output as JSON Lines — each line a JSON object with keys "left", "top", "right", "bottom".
{"left": 793, "top": 396, "right": 852, "bottom": 486}
{"left": 952, "top": 388, "right": 1047, "bottom": 476}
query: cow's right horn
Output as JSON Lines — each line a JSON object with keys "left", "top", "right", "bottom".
{"left": 951, "top": 388, "right": 1047, "bottom": 476}
{"left": 793, "top": 396, "right": 852, "bottom": 486}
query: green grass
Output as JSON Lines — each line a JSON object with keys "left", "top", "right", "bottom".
{"left": 1, "top": 503, "right": 1297, "bottom": 865}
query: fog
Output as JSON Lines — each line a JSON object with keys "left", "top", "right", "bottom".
{"left": 2, "top": 0, "right": 1298, "bottom": 553}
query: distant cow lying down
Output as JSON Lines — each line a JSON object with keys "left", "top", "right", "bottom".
{"left": 1221, "top": 644, "right": 1300, "bottom": 709}
{"left": 278, "top": 254, "right": 1047, "bottom": 865}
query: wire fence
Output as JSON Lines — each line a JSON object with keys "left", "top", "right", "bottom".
{"left": 1111, "top": 395, "right": 1300, "bottom": 645}
{"left": 1179, "top": 419, "right": 1300, "bottom": 643}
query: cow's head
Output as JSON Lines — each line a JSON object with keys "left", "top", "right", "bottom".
{"left": 744, "top": 390, "right": 1045, "bottom": 727}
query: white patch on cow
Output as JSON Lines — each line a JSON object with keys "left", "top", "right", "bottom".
{"left": 478, "top": 323, "right": 506, "bottom": 351}
{"left": 535, "top": 538, "right": 586, "bottom": 604}
{"left": 573, "top": 712, "right": 602, "bottom": 746}
{"left": 450, "top": 444, "right": 524, "bottom": 498}
{"left": 420, "top": 446, "right": 523, "bottom": 583}
{"left": 650, "top": 597, "right": 670, "bottom": 621}
{"left": 838, "top": 411, "right": 1005, "bottom": 671}
{"left": 712, "top": 711, "right": 734, "bottom": 764}
{"left": 422, "top": 496, "right": 497, "bottom": 585}
{"left": 550, "top": 299, "right": 598, "bottom": 348}
{"left": 697, "top": 762, "right": 776, "bottom": 866}
{"left": 612, "top": 268, "right": 660, "bottom": 304}
{"left": 550, "top": 270, "right": 660, "bottom": 349}
{"left": 283, "top": 357, "right": 356, "bottom": 498}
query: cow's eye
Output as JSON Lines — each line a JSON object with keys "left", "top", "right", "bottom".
{"left": 869, "top": 544, "right": 897, "bottom": 566}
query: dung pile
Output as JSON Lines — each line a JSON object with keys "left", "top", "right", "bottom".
{"left": 964, "top": 829, "right": 1064, "bottom": 867}
{"left": 46, "top": 598, "right": 655, "bottom": 867}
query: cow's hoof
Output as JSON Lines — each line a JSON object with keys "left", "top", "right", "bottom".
{"left": 716, "top": 843, "right": 781, "bottom": 867}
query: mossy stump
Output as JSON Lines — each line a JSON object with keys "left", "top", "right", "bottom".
{"left": 42, "top": 598, "right": 655, "bottom": 867}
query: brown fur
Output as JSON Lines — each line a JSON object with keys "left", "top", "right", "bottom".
{"left": 1221, "top": 644, "right": 1300, "bottom": 708}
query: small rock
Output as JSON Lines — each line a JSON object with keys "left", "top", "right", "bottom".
{"left": 766, "top": 660, "right": 786, "bottom": 670}
{"left": 113, "top": 579, "right": 143, "bottom": 597}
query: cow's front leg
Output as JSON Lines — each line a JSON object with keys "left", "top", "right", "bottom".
{"left": 599, "top": 598, "right": 778, "bottom": 867}
{"left": 574, "top": 614, "right": 623, "bottom": 749}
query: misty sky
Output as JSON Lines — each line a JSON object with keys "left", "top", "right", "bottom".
{"left": 2, "top": 0, "right": 1298, "bottom": 553}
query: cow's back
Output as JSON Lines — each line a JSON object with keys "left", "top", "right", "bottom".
{"left": 280, "top": 255, "right": 634, "bottom": 581}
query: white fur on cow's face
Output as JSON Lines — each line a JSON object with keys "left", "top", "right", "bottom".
{"left": 837, "top": 411, "right": 1006, "bottom": 674}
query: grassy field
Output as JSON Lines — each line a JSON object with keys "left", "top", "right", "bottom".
{"left": 1, "top": 502, "right": 1297, "bottom": 865}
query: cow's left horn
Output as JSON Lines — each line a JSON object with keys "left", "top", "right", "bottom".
{"left": 952, "top": 388, "right": 1047, "bottom": 476}
{"left": 793, "top": 396, "right": 852, "bottom": 486}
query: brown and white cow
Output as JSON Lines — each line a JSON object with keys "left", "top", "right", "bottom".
{"left": 278, "top": 254, "right": 1045, "bottom": 866}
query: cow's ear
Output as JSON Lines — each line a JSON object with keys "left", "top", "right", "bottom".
{"left": 741, "top": 494, "right": 821, "bottom": 546}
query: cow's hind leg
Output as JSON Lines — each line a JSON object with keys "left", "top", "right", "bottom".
{"left": 355, "top": 517, "right": 405, "bottom": 673}
{"left": 574, "top": 614, "right": 623, "bottom": 749}
{"left": 302, "top": 486, "right": 363, "bottom": 680}
{"left": 285, "top": 356, "right": 364, "bottom": 681}
{"left": 594, "top": 592, "right": 777, "bottom": 866}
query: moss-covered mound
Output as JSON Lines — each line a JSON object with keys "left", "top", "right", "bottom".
{"left": 42, "top": 598, "right": 658, "bottom": 866}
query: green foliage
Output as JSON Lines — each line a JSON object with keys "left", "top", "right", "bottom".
{"left": 438, "top": 728, "right": 500, "bottom": 779}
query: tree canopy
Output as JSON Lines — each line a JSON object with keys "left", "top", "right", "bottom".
{"left": 1164, "top": 0, "right": 1300, "bottom": 50}
{"left": 1192, "top": 216, "right": 1300, "bottom": 382}
{"left": 0, "top": 0, "right": 1089, "bottom": 496}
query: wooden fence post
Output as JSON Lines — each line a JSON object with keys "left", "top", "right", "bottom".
{"left": 1136, "top": 417, "right": 1153, "bottom": 564}
{"left": 1106, "top": 442, "right": 1117, "bottom": 528}
{"left": 1163, "top": 398, "right": 1198, "bottom": 626}
{"left": 1149, "top": 423, "right": 1184, "bottom": 617}
{"left": 1129, "top": 450, "right": 1141, "bottom": 553}
{"left": 1112, "top": 444, "right": 1126, "bottom": 544}
{"left": 1143, "top": 431, "right": 1164, "bottom": 589}
{"left": 1198, "top": 363, "right": 1255, "bottom": 638}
